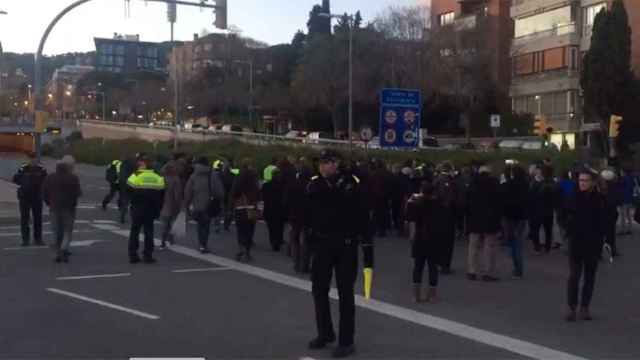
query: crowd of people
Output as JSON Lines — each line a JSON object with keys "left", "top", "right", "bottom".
{"left": 12, "top": 149, "right": 638, "bottom": 358}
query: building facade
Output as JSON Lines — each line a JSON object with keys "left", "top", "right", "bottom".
{"left": 430, "top": 0, "right": 514, "bottom": 108}
{"left": 510, "top": 0, "right": 640, "bottom": 148}
{"left": 94, "top": 33, "right": 167, "bottom": 74}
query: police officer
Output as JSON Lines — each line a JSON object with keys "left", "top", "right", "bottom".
{"left": 127, "top": 154, "right": 165, "bottom": 264}
{"left": 305, "top": 150, "right": 373, "bottom": 358}
{"left": 13, "top": 153, "right": 48, "bottom": 247}
{"left": 102, "top": 159, "right": 122, "bottom": 210}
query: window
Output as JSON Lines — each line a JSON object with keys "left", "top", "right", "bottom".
{"left": 101, "top": 44, "right": 113, "bottom": 54}
{"left": 115, "top": 56, "right": 124, "bottom": 66}
{"left": 439, "top": 12, "right": 455, "bottom": 27}
{"left": 515, "top": 6, "right": 573, "bottom": 38}
{"left": 514, "top": 53, "right": 534, "bottom": 75}
{"left": 204, "top": 43, "right": 213, "bottom": 52}
{"left": 543, "top": 47, "right": 565, "bottom": 70}
{"left": 116, "top": 45, "right": 125, "bottom": 55}
{"left": 583, "top": 3, "right": 607, "bottom": 36}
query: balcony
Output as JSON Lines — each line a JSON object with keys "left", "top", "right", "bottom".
{"left": 510, "top": 69, "right": 580, "bottom": 97}
{"left": 513, "top": 23, "right": 577, "bottom": 45}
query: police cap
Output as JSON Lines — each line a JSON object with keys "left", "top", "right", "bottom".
{"left": 319, "top": 149, "right": 340, "bottom": 163}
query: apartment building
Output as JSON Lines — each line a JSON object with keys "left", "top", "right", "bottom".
{"left": 510, "top": 0, "right": 640, "bottom": 148}
{"left": 430, "top": 0, "right": 514, "bottom": 109}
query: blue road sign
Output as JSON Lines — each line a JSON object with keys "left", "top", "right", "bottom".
{"left": 379, "top": 88, "right": 421, "bottom": 149}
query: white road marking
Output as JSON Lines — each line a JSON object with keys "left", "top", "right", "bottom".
{"left": 172, "top": 267, "right": 231, "bottom": 273}
{"left": 46, "top": 288, "right": 160, "bottom": 320}
{"left": 102, "top": 230, "right": 588, "bottom": 360}
{"left": 4, "top": 239, "right": 106, "bottom": 250}
{"left": 0, "top": 231, "right": 53, "bottom": 237}
{"left": 92, "top": 220, "right": 118, "bottom": 224}
{"left": 57, "top": 273, "right": 131, "bottom": 281}
{"left": 91, "top": 224, "right": 122, "bottom": 232}
{"left": 3, "top": 245, "right": 49, "bottom": 250}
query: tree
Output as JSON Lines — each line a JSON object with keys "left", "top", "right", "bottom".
{"left": 307, "top": 4, "right": 331, "bottom": 39}
{"left": 581, "top": 0, "right": 634, "bottom": 154}
{"left": 372, "top": 5, "right": 429, "bottom": 41}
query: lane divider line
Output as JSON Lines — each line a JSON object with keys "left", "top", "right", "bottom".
{"left": 172, "top": 267, "right": 231, "bottom": 273}
{"left": 46, "top": 288, "right": 160, "bottom": 320}
{"left": 56, "top": 273, "right": 132, "bottom": 281}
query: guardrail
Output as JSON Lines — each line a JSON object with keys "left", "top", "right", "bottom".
{"left": 80, "top": 119, "right": 540, "bottom": 151}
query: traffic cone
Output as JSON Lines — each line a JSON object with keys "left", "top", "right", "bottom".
{"left": 363, "top": 267, "right": 373, "bottom": 300}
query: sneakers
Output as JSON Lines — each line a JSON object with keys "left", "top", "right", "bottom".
{"left": 308, "top": 334, "right": 336, "bottom": 350}
{"left": 199, "top": 247, "right": 211, "bottom": 254}
{"left": 332, "top": 345, "right": 356, "bottom": 358}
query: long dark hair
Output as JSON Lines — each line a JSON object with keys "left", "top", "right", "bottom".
{"left": 232, "top": 159, "right": 259, "bottom": 202}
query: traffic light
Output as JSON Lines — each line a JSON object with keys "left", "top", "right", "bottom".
{"left": 533, "top": 116, "right": 547, "bottom": 136}
{"left": 609, "top": 115, "right": 623, "bottom": 138}
{"left": 214, "top": 0, "right": 227, "bottom": 30}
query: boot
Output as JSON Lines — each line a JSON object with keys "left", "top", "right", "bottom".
{"left": 412, "top": 284, "right": 422, "bottom": 303}
{"left": 565, "top": 308, "right": 577, "bottom": 322}
{"left": 579, "top": 307, "right": 593, "bottom": 321}
{"left": 426, "top": 287, "right": 438, "bottom": 303}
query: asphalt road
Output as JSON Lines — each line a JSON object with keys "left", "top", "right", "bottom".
{"left": 0, "top": 155, "right": 639, "bottom": 360}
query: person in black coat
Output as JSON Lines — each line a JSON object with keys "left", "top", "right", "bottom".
{"left": 501, "top": 164, "right": 529, "bottom": 278}
{"left": 528, "top": 166, "right": 558, "bottom": 253}
{"left": 406, "top": 181, "right": 446, "bottom": 303}
{"left": 465, "top": 166, "right": 502, "bottom": 282}
{"left": 262, "top": 169, "right": 287, "bottom": 252}
{"left": 564, "top": 170, "right": 606, "bottom": 322}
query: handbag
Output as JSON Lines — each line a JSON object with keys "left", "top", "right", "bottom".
{"left": 207, "top": 171, "right": 222, "bottom": 217}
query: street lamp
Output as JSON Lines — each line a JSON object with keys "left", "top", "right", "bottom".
{"left": 233, "top": 60, "right": 254, "bottom": 130}
{"left": 320, "top": 12, "right": 355, "bottom": 155}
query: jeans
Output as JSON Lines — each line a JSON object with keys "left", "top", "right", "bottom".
{"left": 468, "top": 233, "right": 498, "bottom": 276}
{"left": 160, "top": 214, "right": 177, "bottom": 246}
{"left": 51, "top": 210, "right": 76, "bottom": 255}
{"left": 604, "top": 213, "right": 619, "bottom": 255}
{"left": 235, "top": 209, "right": 256, "bottom": 251}
{"left": 102, "top": 183, "right": 119, "bottom": 208}
{"left": 505, "top": 220, "right": 526, "bottom": 276}
{"left": 413, "top": 255, "right": 439, "bottom": 286}
{"left": 290, "top": 223, "right": 311, "bottom": 273}
{"left": 568, "top": 255, "right": 599, "bottom": 310}
{"left": 19, "top": 198, "right": 43, "bottom": 244}
{"left": 266, "top": 218, "right": 285, "bottom": 251}
{"left": 530, "top": 215, "right": 554, "bottom": 252}
{"left": 193, "top": 211, "right": 212, "bottom": 248}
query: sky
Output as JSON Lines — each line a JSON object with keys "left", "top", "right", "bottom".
{"left": 0, "top": 0, "right": 420, "bottom": 55}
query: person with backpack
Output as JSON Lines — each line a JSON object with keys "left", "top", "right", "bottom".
{"left": 183, "top": 156, "right": 225, "bottom": 254}
{"left": 13, "top": 153, "right": 48, "bottom": 247}
{"left": 102, "top": 159, "right": 121, "bottom": 211}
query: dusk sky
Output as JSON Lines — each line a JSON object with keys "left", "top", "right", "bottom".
{"left": 0, "top": 0, "right": 420, "bottom": 55}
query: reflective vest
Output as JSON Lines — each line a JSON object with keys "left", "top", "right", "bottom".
{"left": 212, "top": 160, "right": 223, "bottom": 170}
{"left": 112, "top": 160, "right": 122, "bottom": 175}
{"left": 263, "top": 164, "right": 278, "bottom": 182}
{"left": 231, "top": 168, "right": 240, "bottom": 176}
{"left": 127, "top": 169, "right": 166, "bottom": 190}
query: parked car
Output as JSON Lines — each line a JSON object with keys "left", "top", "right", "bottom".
{"left": 285, "top": 130, "right": 307, "bottom": 139}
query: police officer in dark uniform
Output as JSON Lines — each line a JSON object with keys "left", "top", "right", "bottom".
{"left": 13, "top": 153, "right": 48, "bottom": 247}
{"left": 305, "top": 150, "right": 374, "bottom": 358}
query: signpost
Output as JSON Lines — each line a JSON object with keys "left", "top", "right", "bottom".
{"left": 490, "top": 114, "right": 500, "bottom": 138}
{"left": 360, "top": 126, "right": 373, "bottom": 154}
{"left": 379, "top": 88, "right": 421, "bottom": 149}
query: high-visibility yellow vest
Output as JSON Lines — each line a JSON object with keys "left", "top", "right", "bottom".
{"left": 127, "top": 169, "right": 165, "bottom": 190}
{"left": 263, "top": 164, "right": 278, "bottom": 182}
